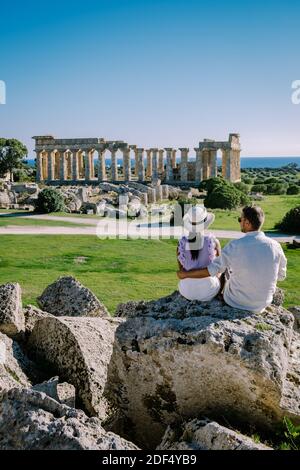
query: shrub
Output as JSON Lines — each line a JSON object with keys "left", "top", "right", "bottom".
{"left": 287, "top": 184, "right": 300, "bottom": 195}
{"left": 234, "top": 182, "right": 250, "bottom": 194}
{"left": 264, "top": 177, "right": 278, "bottom": 184}
{"left": 242, "top": 176, "right": 254, "bottom": 185}
{"left": 265, "top": 183, "right": 287, "bottom": 195}
{"left": 205, "top": 185, "right": 242, "bottom": 210}
{"left": 275, "top": 206, "right": 300, "bottom": 233}
{"left": 251, "top": 184, "right": 267, "bottom": 193}
{"left": 199, "top": 177, "right": 228, "bottom": 194}
{"left": 35, "top": 188, "right": 66, "bottom": 213}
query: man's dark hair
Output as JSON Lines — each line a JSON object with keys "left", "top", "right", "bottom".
{"left": 242, "top": 205, "right": 265, "bottom": 230}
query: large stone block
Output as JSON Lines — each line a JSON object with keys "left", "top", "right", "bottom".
{"left": 106, "top": 292, "right": 300, "bottom": 448}
{"left": 28, "top": 315, "right": 124, "bottom": 419}
{"left": 0, "top": 332, "right": 31, "bottom": 392}
{"left": 0, "top": 388, "right": 139, "bottom": 450}
{"left": 157, "top": 418, "right": 272, "bottom": 450}
{"left": 0, "top": 283, "right": 25, "bottom": 338}
{"left": 37, "top": 276, "right": 109, "bottom": 317}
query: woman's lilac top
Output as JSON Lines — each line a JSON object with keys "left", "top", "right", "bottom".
{"left": 178, "top": 234, "right": 217, "bottom": 271}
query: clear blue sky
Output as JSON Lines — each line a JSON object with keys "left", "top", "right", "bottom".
{"left": 1, "top": 0, "right": 300, "bottom": 157}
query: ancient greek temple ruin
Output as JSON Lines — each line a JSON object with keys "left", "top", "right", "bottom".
{"left": 33, "top": 133, "right": 241, "bottom": 185}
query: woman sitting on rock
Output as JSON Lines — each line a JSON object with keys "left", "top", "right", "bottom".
{"left": 177, "top": 205, "right": 221, "bottom": 301}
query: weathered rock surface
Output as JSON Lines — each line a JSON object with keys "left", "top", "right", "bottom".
{"left": 0, "top": 332, "right": 31, "bottom": 392}
{"left": 32, "top": 376, "right": 76, "bottom": 407}
{"left": 157, "top": 419, "right": 272, "bottom": 450}
{"left": 107, "top": 291, "right": 300, "bottom": 448}
{"left": 0, "top": 388, "right": 139, "bottom": 450}
{"left": 23, "top": 304, "right": 53, "bottom": 338}
{"left": 28, "top": 315, "right": 124, "bottom": 419}
{"left": 271, "top": 287, "right": 285, "bottom": 307}
{"left": 0, "top": 283, "right": 25, "bottom": 337}
{"left": 289, "top": 306, "right": 300, "bottom": 331}
{"left": 37, "top": 276, "right": 109, "bottom": 317}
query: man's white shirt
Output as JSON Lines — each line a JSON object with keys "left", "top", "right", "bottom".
{"left": 207, "top": 231, "right": 287, "bottom": 313}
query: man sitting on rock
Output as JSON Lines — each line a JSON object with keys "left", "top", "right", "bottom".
{"left": 177, "top": 205, "right": 287, "bottom": 313}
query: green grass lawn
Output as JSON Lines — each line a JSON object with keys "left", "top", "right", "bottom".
{"left": 0, "top": 236, "right": 298, "bottom": 313}
{"left": 209, "top": 195, "right": 300, "bottom": 231}
{"left": 0, "top": 211, "right": 93, "bottom": 227}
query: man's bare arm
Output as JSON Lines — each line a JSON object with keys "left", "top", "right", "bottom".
{"left": 177, "top": 268, "right": 210, "bottom": 279}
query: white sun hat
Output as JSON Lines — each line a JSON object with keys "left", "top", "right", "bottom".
{"left": 183, "top": 205, "right": 215, "bottom": 233}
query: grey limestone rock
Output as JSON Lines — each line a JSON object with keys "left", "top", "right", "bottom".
{"left": 37, "top": 276, "right": 109, "bottom": 317}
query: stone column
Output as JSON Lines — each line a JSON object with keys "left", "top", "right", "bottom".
{"left": 133, "top": 147, "right": 138, "bottom": 177}
{"left": 209, "top": 150, "right": 218, "bottom": 178}
{"left": 202, "top": 149, "right": 210, "bottom": 180}
{"left": 123, "top": 148, "right": 131, "bottom": 181}
{"left": 146, "top": 150, "right": 152, "bottom": 178}
{"left": 179, "top": 148, "right": 189, "bottom": 182}
{"left": 222, "top": 149, "right": 241, "bottom": 182}
{"left": 137, "top": 148, "right": 145, "bottom": 181}
{"left": 195, "top": 149, "right": 203, "bottom": 182}
{"left": 110, "top": 148, "right": 118, "bottom": 181}
{"left": 60, "top": 151, "right": 67, "bottom": 182}
{"left": 98, "top": 150, "right": 107, "bottom": 181}
{"left": 71, "top": 150, "right": 79, "bottom": 181}
{"left": 42, "top": 153, "right": 48, "bottom": 181}
{"left": 90, "top": 151, "right": 95, "bottom": 179}
{"left": 47, "top": 151, "right": 55, "bottom": 182}
{"left": 36, "top": 152, "right": 42, "bottom": 182}
{"left": 171, "top": 149, "right": 177, "bottom": 168}
{"left": 165, "top": 148, "right": 173, "bottom": 182}
{"left": 84, "top": 150, "right": 91, "bottom": 181}
{"left": 151, "top": 148, "right": 158, "bottom": 181}
{"left": 78, "top": 151, "right": 84, "bottom": 179}
{"left": 158, "top": 149, "right": 164, "bottom": 174}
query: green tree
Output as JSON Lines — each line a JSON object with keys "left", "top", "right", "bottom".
{"left": 275, "top": 206, "right": 300, "bottom": 234}
{"left": 205, "top": 185, "right": 241, "bottom": 210}
{"left": 251, "top": 184, "right": 267, "bottom": 193}
{"left": 0, "top": 138, "right": 28, "bottom": 182}
{"left": 199, "top": 176, "right": 229, "bottom": 194}
{"left": 287, "top": 184, "right": 300, "bottom": 195}
{"left": 35, "top": 188, "right": 66, "bottom": 213}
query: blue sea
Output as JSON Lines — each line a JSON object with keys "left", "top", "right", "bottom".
{"left": 26, "top": 156, "right": 300, "bottom": 169}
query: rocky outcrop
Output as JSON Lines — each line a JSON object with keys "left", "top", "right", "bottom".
{"left": 0, "top": 388, "right": 139, "bottom": 450}
{"left": 37, "top": 276, "right": 109, "bottom": 317}
{"left": 0, "top": 332, "right": 31, "bottom": 392}
{"left": 32, "top": 376, "right": 76, "bottom": 407}
{"left": 106, "top": 291, "right": 300, "bottom": 448}
{"left": 28, "top": 315, "right": 124, "bottom": 419}
{"left": 157, "top": 419, "right": 272, "bottom": 450}
{"left": 0, "top": 283, "right": 24, "bottom": 338}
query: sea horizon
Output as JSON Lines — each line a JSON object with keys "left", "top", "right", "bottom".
{"left": 25, "top": 156, "right": 300, "bottom": 169}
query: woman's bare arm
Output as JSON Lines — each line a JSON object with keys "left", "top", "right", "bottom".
{"left": 176, "top": 246, "right": 184, "bottom": 270}
{"left": 215, "top": 239, "right": 222, "bottom": 257}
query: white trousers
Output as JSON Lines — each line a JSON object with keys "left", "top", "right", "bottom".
{"left": 178, "top": 276, "right": 220, "bottom": 302}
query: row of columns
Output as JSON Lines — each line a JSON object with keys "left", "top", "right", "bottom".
{"left": 36, "top": 146, "right": 238, "bottom": 183}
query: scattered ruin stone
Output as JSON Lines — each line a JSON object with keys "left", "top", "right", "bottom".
{"left": 32, "top": 376, "right": 76, "bottom": 407}
{"left": 0, "top": 283, "right": 25, "bottom": 338}
{"left": 107, "top": 291, "right": 300, "bottom": 448}
{"left": 28, "top": 315, "right": 124, "bottom": 419}
{"left": 157, "top": 419, "right": 272, "bottom": 450}
{"left": 0, "top": 332, "right": 31, "bottom": 392}
{"left": 37, "top": 276, "right": 109, "bottom": 317}
{"left": 23, "top": 304, "right": 53, "bottom": 338}
{"left": 0, "top": 388, "right": 139, "bottom": 450}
